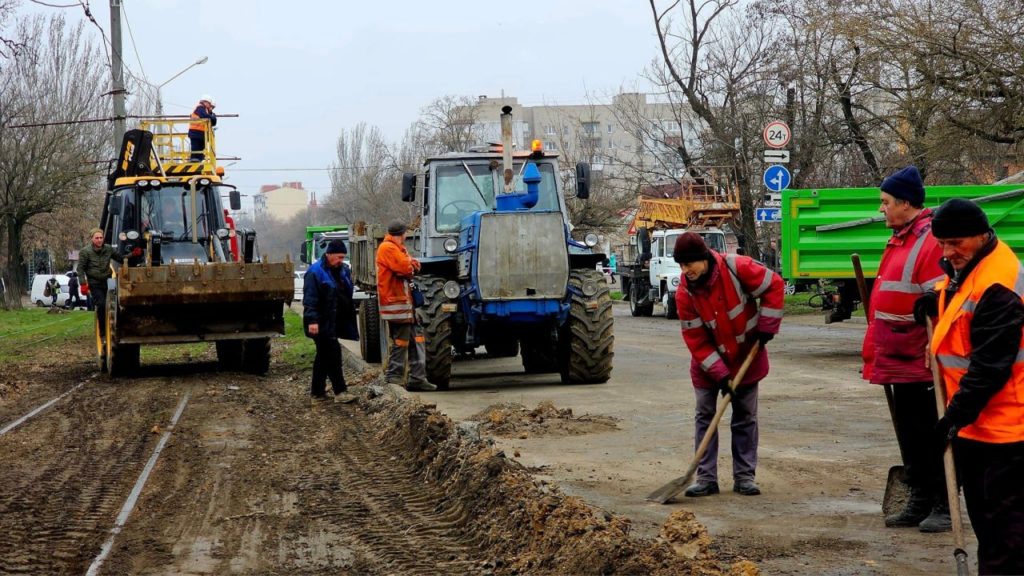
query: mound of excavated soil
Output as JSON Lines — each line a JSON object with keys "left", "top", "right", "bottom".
{"left": 469, "top": 401, "right": 620, "bottom": 438}
{"left": 369, "top": 394, "right": 756, "bottom": 575}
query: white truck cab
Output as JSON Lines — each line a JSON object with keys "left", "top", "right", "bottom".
{"left": 655, "top": 228, "right": 730, "bottom": 319}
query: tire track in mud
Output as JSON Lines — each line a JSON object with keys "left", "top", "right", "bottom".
{"left": 0, "top": 380, "right": 186, "bottom": 575}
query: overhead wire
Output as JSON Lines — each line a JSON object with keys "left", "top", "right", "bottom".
{"left": 120, "top": 0, "right": 147, "bottom": 82}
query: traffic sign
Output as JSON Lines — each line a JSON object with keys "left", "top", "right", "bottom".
{"left": 756, "top": 208, "right": 781, "bottom": 222}
{"left": 764, "top": 149, "right": 790, "bottom": 163}
{"left": 763, "top": 165, "right": 791, "bottom": 192}
{"left": 763, "top": 121, "right": 791, "bottom": 149}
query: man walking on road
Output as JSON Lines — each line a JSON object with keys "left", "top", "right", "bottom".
{"left": 917, "top": 199, "right": 1024, "bottom": 574}
{"left": 303, "top": 239, "right": 358, "bottom": 405}
{"left": 862, "top": 166, "right": 951, "bottom": 532}
{"left": 77, "top": 228, "right": 123, "bottom": 336}
{"left": 673, "top": 232, "right": 784, "bottom": 497}
{"left": 376, "top": 221, "right": 436, "bottom": 392}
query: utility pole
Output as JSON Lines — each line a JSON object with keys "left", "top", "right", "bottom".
{"left": 109, "top": 0, "right": 126, "bottom": 151}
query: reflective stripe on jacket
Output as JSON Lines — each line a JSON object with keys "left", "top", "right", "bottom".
{"left": 676, "top": 251, "right": 785, "bottom": 389}
{"left": 932, "top": 240, "right": 1024, "bottom": 443}
{"left": 862, "top": 209, "right": 944, "bottom": 383}
{"left": 375, "top": 235, "right": 415, "bottom": 323}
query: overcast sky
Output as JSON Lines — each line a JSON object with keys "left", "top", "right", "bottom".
{"left": 22, "top": 1, "right": 660, "bottom": 202}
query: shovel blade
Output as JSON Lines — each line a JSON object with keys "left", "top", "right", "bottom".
{"left": 645, "top": 471, "right": 695, "bottom": 504}
{"left": 882, "top": 465, "right": 911, "bottom": 517}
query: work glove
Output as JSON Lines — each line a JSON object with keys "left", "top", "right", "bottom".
{"left": 934, "top": 416, "right": 957, "bottom": 456}
{"left": 752, "top": 332, "right": 774, "bottom": 347}
{"left": 717, "top": 377, "right": 736, "bottom": 401}
{"left": 913, "top": 290, "right": 939, "bottom": 326}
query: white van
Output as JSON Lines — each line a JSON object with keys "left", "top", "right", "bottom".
{"left": 30, "top": 273, "right": 84, "bottom": 307}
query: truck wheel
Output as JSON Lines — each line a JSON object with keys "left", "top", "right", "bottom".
{"left": 216, "top": 340, "right": 244, "bottom": 371}
{"left": 559, "top": 268, "right": 614, "bottom": 384}
{"left": 629, "top": 280, "right": 654, "bottom": 317}
{"left": 485, "top": 336, "right": 519, "bottom": 358}
{"left": 242, "top": 337, "right": 271, "bottom": 375}
{"left": 358, "top": 297, "right": 383, "bottom": 363}
{"left": 521, "top": 329, "right": 558, "bottom": 373}
{"left": 416, "top": 275, "right": 453, "bottom": 390}
{"left": 665, "top": 292, "right": 678, "bottom": 320}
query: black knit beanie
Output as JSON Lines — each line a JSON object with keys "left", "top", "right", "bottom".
{"left": 931, "top": 198, "right": 991, "bottom": 239}
{"left": 880, "top": 166, "right": 926, "bottom": 206}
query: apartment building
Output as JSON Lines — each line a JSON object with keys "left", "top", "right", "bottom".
{"left": 254, "top": 181, "right": 309, "bottom": 222}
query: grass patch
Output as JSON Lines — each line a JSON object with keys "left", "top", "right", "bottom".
{"left": 278, "top": 309, "right": 315, "bottom": 369}
{"left": 783, "top": 292, "right": 821, "bottom": 316}
{"left": 140, "top": 341, "right": 212, "bottom": 363}
{"left": 610, "top": 290, "right": 623, "bottom": 301}
{"left": 0, "top": 308, "right": 93, "bottom": 362}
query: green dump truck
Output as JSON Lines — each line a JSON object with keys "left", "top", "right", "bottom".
{"left": 781, "top": 184, "right": 1024, "bottom": 323}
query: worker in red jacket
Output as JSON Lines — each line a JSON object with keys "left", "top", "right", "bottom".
{"left": 861, "top": 165, "right": 950, "bottom": 532}
{"left": 674, "top": 232, "right": 784, "bottom": 497}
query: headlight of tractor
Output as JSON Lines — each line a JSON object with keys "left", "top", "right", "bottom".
{"left": 125, "top": 230, "right": 140, "bottom": 241}
{"left": 443, "top": 237, "right": 459, "bottom": 253}
{"left": 670, "top": 276, "right": 680, "bottom": 287}
{"left": 581, "top": 279, "right": 599, "bottom": 297}
{"left": 443, "top": 281, "right": 460, "bottom": 299}
{"left": 215, "top": 228, "right": 230, "bottom": 240}
{"left": 584, "top": 233, "right": 599, "bottom": 247}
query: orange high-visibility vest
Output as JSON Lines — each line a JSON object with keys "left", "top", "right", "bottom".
{"left": 375, "top": 235, "right": 416, "bottom": 323}
{"left": 932, "top": 240, "right": 1024, "bottom": 443}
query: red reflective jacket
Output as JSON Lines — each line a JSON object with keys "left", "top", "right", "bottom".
{"left": 676, "top": 252, "right": 784, "bottom": 389}
{"left": 862, "top": 209, "right": 944, "bottom": 383}
{"left": 375, "top": 235, "right": 416, "bottom": 324}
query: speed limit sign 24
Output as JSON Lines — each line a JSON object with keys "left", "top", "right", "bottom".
{"left": 763, "top": 121, "right": 791, "bottom": 149}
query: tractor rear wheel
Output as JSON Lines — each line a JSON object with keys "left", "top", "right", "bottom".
{"left": 559, "top": 268, "right": 614, "bottom": 384}
{"left": 416, "top": 275, "right": 453, "bottom": 390}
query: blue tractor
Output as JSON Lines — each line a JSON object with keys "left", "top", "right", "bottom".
{"left": 349, "top": 106, "right": 613, "bottom": 389}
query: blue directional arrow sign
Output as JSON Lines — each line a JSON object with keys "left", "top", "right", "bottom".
{"left": 756, "top": 208, "right": 781, "bottom": 222}
{"left": 763, "top": 165, "right": 791, "bottom": 193}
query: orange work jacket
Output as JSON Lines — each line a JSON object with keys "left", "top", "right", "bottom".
{"left": 375, "top": 234, "right": 416, "bottom": 323}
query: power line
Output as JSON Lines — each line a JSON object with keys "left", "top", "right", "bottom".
{"left": 120, "top": 0, "right": 147, "bottom": 81}
{"left": 28, "top": 0, "right": 80, "bottom": 8}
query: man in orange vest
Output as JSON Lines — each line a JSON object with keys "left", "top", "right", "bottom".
{"left": 916, "top": 198, "right": 1024, "bottom": 574}
{"left": 188, "top": 95, "right": 216, "bottom": 161}
{"left": 376, "top": 220, "right": 436, "bottom": 392}
{"left": 862, "top": 166, "right": 950, "bottom": 532}
{"left": 673, "top": 232, "right": 784, "bottom": 497}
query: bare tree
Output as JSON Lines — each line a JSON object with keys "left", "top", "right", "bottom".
{"left": 0, "top": 14, "right": 108, "bottom": 309}
{"left": 415, "top": 95, "right": 483, "bottom": 154}
{"left": 322, "top": 122, "right": 406, "bottom": 226}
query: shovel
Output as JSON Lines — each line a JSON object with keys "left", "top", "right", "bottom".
{"left": 926, "top": 318, "right": 971, "bottom": 576}
{"left": 646, "top": 342, "right": 761, "bottom": 504}
{"left": 851, "top": 253, "right": 912, "bottom": 515}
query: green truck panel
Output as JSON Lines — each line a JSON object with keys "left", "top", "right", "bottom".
{"left": 782, "top": 184, "right": 1024, "bottom": 281}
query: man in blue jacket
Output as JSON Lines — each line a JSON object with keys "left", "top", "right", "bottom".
{"left": 303, "top": 239, "right": 358, "bottom": 405}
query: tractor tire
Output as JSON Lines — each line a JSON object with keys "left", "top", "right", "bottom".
{"left": 241, "top": 337, "right": 271, "bottom": 375}
{"left": 520, "top": 329, "right": 558, "bottom": 374}
{"left": 358, "top": 297, "right": 383, "bottom": 364}
{"left": 629, "top": 280, "right": 654, "bottom": 317}
{"left": 416, "top": 275, "right": 453, "bottom": 390}
{"left": 216, "top": 340, "right": 244, "bottom": 371}
{"left": 665, "top": 292, "right": 678, "bottom": 320}
{"left": 559, "top": 268, "right": 614, "bottom": 384}
{"left": 485, "top": 336, "right": 520, "bottom": 358}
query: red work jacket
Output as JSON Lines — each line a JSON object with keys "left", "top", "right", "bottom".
{"left": 862, "top": 209, "right": 944, "bottom": 383}
{"left": 676, "top": 252, "right": 785, "bottom": 389}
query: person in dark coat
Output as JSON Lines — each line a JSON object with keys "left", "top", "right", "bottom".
{"left": 303, "top": 239, "right": 359, "bottom": 405}
{"left": 66, "top": 271, "right": 83, "bottom": 309}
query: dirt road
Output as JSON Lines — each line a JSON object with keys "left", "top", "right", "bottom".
{"left": 0, "top": 303, "right": 976, "bottom": 574}
{"left": 408, "top": 305, "right": 976, "bottom": 575}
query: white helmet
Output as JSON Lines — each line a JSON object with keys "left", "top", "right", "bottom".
{"left": 200, "top": 94, "right": 215, "bottom": 106}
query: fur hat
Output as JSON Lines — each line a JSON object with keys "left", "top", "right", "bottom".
{"left": 673, "top": 232, "right": 710, "bottom": 264}
{"left": 931, "top": 198, "right": 991, "bottom": 239}
{"left": 880, "top": 166, "right": 925, "bottom": 206}
{"left": 325, "top": 239, "right": 347, "bottom": 254}
{"left": 387, "top": 220, "right": 407, "bottom": 236}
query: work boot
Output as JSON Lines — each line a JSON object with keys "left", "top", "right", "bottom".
{"left": 733, "top": 479, "right": 762, "bottom": 496}
{"left": 885, "top": 490, "right": 932, "bottom": 527}
{"left": 310, "top": 393, "right": 330, "bottom": 407}
{"left": 334, "top": 391, "right": 357, "bottom": 404}
{"left": 683, "top": 481, "right": 720, "bottom": 497}
{"left": 407, "top": 381, "right": 437, "bottom": 392}
{"left": 918, "top": 502, "right": 952, "bottom": 533}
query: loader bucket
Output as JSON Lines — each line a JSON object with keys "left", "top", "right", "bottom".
{"left": 113, "top": 260, "right": 294, "bottom": 344}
